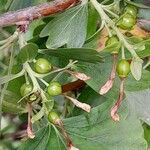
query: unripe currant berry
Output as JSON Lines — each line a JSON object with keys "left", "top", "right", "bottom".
{"left": 106, "top": 36, "right": 120, "bottom": 53}
{"left": 20, "top": 83, "right": 33, "bottom": 97}
{"left": 124, "top": 5, "right": 138, "bottom": 18}
{"left": 48, "top": 111, "right": 60, "bottom": 124}
{"left": 34, "top": 58, "right": 52, "bottom": 74}
{"left": 117, "top": 13, "right": 136, "bottom": 30}
{"left": 116, "top": 59, "right": 130, "bottom": 78}
{"left": 47, "top": 81, "right": 62, "bottom": 96}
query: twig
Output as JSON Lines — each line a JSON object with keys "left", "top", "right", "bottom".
{"left": 0, "top": 0, "right": 80, "bottom": 27}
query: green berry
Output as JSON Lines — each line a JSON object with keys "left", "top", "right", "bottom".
{"left": 34, "top": 58, "right": 52, "bottom": 74}
{"left": 117, "top": 59, "right": 130, "bottom": 78}
{"left": 117, "top": 13, "right": 136, "bottom": 30}
{"left": 20, "top": 83, "right": 33, "bottom": 97}
{"left": 47, "top": 81, "right": 62, "bottom": 96}
{"left": 124, "top": 5, "right": 138, "bottom": 18}
{"left": 106, "top": 36, "right": 119, "bottom": 46}
{"left": 106, "top": 36, "right": 120, "bottom": 53}
{"left": 48, "top": 111, "right": 59, "bottom": 124}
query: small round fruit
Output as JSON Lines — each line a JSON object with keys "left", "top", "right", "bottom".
{"left": 124, "top": 5, "right": 137, "bottom": 17}
{"left": 34, "top": 58, "right": 52, "bottom": 74}
{"left": 106, "top": 36, "right": 120, "bottom": 53}
{"left": 117, "top": 59, "right": 130, "bottom": 78}
{"left": 20, "top": 83, "right": 33, "bottom": 97}
{"left": 48, "top": 111, "right": 59, "bottom": 124}
{"left": 117, "top": 14, "right": 136, "bottom": 30}
{"left": 106, "top": 36, "right": 119, "bottom": 46}
{"left": 47, "top": 81, "right": 62, "bottom": 96}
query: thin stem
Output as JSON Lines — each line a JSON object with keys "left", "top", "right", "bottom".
{"left": 32, "top": 60, "right": 78, "bottom": 78}
{"left": 0, "top": 32, "right": 18, "bottom": 51}
{"left": 38, "top": 78, "right": 49, "bottom": 87}
{"left": 114, "top": 28, "right": 138, "bottom": 58}
{"left": 51, "top": 71, "right": 65, "bottom": 82}
{"left": 23, "top": 63, "right": 48, "bottom": 103}
{"left": 25, "top": 72, "right": 30, "bottom": 84}
{"left": 23, "top": 63, "right": 40, "bottom": 91}
{"left": 121, "top": 45, "right": 125, "bottom": 59}
{"left": 0, "top": 39, "right": 9, "bottom": 45}
{"left": 0, "top": 69, "right": 25, "bottom": 85}
{"left": 104, "top": 22, "right": 112, "bottom": 37}
{"left": 103, "top": 7, "right": 119, "bottom": 19}
{"left": 101, "top": 0, "right": 110, "bottom": 4}
{"left": 0, "top": 28, "right": 11, "bottom": 38}
{"left": 35, "top": 61, "right": 78, "bottom": 81}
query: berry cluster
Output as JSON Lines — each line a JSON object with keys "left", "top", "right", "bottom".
{"left": 117, "top": 5, "right": 138, "bottom": 30}
{"left": 20, "top": 58, "right": 62, "bottom": 98}
{"left": 99, "top": 4, "right": 139, "bottom": 121}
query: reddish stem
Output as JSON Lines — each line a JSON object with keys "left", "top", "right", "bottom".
{"left": 0, "top": 0, "right": 80, "bottom": 27}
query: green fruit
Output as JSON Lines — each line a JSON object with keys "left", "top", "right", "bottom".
{"left": 106, "top": 36, "right": 119, "bottom": 46}
{"left": 117, "top": 59, "right": 130, "bottom": 78}
{"left": 35, "top": 58, "right": 52, "bottom": 74}
{"left": 106, "top": 36, "right": 120, "bottom": 53}
{"left": 48, "top": 111, "right": 59, "bottom": 124}
{"left": 20, "top": 83, "right": 33, "bottom": 97}
{"left": 117, "top": 13, "right": 136, "bottom": 30}
{"left": 124, "top": 5, "right": 138, "bottom": 17}
{"left": 47, "top": 81, "right": 62, "bottom": 96}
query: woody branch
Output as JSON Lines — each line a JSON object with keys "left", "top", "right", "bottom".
{"left": 0, "top": 0, "right": 80, "bottom": 27}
